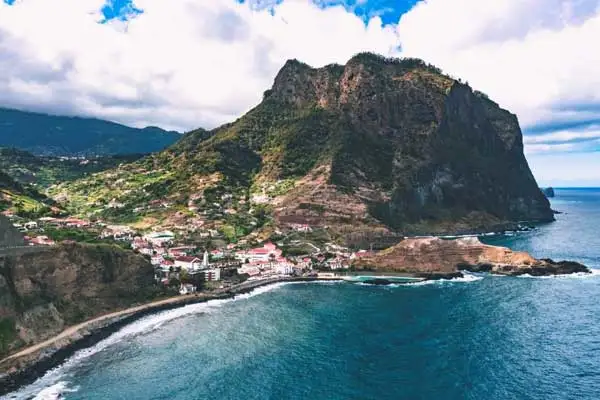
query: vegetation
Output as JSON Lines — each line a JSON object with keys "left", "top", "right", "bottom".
{"left": 0, "top": 147, "right": 146, "bottom": 187}
{"left": 0, "top": 107, "right": 180, "bottom": 156}
{"left": 0, "top": 169, "right": 56, "bottom": 217}
{"left": 0, "top": 318, "right": 17, "bottom": 357}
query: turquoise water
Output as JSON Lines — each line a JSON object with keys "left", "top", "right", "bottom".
{"left": 5, "top": 188, "right": 600, "bottom": 400}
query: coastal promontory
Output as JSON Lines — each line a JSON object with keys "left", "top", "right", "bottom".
{"left": 353, "top": 237, "right": 590, "bottom": 278}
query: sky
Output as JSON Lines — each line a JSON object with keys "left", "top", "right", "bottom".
{"left": 0, "top": 0, "right": 599, "bottom": 186}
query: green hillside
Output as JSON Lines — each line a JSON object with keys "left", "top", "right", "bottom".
{"left": 0, "top": 108, "right": 180, "bottom": 156}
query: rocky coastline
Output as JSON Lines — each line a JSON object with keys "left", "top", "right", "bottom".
{"left": 1, "top": 237, "right": 591, "bottom": 396}
{"left": 353, "top": 237, "right": 590, "bottom": 278}
{"left": 0, "top": 276, "right": 339, "bottom": 396}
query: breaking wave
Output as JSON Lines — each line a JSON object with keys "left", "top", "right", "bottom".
{"left": 406, "top": 272, "right": 484, "bottom": 286}
{"left": 517, "top": 268, "right": 600, "bottom": 280}
{"left": 2, "top": 281, "right": 300, "bottom": 400}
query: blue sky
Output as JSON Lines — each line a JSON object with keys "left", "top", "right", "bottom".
{"left": 1, "top": 0, "right": 599, "bottom": 186}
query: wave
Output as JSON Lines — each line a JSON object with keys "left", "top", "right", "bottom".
{"left": 3, "top": 281, "right": 300, "bottom": 400}
{"left": 32, "top": 382, "right": 78, "bottom": 400}
{"left": 516, "top": 268, "right": 600, "bottom": 280}
{"left": 406, "top": 272, "right": 484, "bottom": 286}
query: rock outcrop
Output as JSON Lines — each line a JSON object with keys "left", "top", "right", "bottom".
{"left": 0, "top": 242, "right": 157, "bottom": 358}
{"left": 542, "top": 187, "right": 555, "bottom": 198}
{"left": 353, "top": 237, "right": 590, "bottom": 278}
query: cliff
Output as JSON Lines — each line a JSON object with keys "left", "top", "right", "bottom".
{"left": 51, "top": 53, "right": 552, "bottom": 240}
{"left": 0, "top": 242, "right": 157, "bottom": 358}
{"left": 354, "top": 237, "right": 589, "bottom": 278}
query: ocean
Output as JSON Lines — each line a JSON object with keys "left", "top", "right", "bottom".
{"left": 4, "top": 188, "right": 600, "bottom": 400}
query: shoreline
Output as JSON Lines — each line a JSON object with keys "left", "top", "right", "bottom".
{"left": 0, "top": 276, "right": 342, "bottom": 396}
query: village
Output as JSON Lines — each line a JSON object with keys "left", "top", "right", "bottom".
{"left": 1, "top": 211, "right": 381, "bottom": 295}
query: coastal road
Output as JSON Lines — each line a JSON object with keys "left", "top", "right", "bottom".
{"left": 0, "top": 276, "right": 316, "bottom": 370}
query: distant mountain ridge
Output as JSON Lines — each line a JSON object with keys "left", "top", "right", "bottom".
{"left": 0, "top": 108, "right": 181, "bottom": 156}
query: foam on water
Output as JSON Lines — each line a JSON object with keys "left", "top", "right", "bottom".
{"left": 517, "top": 268, "right": 600, "bottom": 280}
{"left": 32, "top": 382, "right": 78, "bottom": 400}
{"left": 2, "top": 281, "right": 298, "bottom": 400}
{"left": 405, "top": 272, "right": 484, "bottom": 286}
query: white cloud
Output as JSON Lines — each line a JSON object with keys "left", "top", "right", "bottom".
{"left": 396, "top": 0, "right": 600, "bottom": 131}
{"left": 524, "top": 125, "right": 600, "bottom": 144}
{"left": 0, "top": 0, "right": 399, "bottom": 131}
{"left": 1, "top": 0, "right": 600, "bottom": 183}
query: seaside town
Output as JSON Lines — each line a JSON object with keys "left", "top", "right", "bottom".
{"left": 0, "top": 210, "right": 372, "bottom": 295}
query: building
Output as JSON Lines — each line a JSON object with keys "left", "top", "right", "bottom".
{"left": 202, "top": 268, "right": 221, "bottom": 281}
{"left": 211, "top": 249, "right": 225, "bottom": 259}
{"left": 290, "top": 223, "right": 312, "bottom": 232}
{"left": 174, "top": 256, "right": 202, "bottom": 271}
{"left": 24, "top": 221, "right": 38, "bottom": 230}
{"left": 237, "top": 265, "right": 261, "bottom": 277}
{"left": 143, "top": 231, "right": 175, "bottom": 247}
{"left": 28, "top": 235, "right": 55, "bottom": 246}
{"left": 235, "top": 242, "right": 282, "bottom": 263}
{"left": 151, "top": 255, "right": 164, "bottom": 266}
{"left": 169, "top": 246, "right": 195, "bottom": 257}
{"left": 179, "top": 284, "right": 197, "bottom": 295}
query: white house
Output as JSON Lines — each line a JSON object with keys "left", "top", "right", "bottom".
{"left": 24, "top": 221, "right": 38, "bottom": 230}
{"left": 174, "top": 256, "right": 202, "bottom": 271}
{"left": 179, "top": 284, "right": 197, "bottom": 295}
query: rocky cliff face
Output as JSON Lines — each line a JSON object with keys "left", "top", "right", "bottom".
{"left": 0, "top": 242, "right": 156, "bottom": 357}
{"left": 354, "top": 237, "right": 589, "bottom": 278}
{"left": 266, "top": 54, "right": 553, "bottom": 234}
{"left": 0, "top": 215, "right": 23, "bottom": 248}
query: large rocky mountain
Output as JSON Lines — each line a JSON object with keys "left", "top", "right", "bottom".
{"left": 52, "top": 53, "right": 552, "bottom": 238}
{"left": 0, "top": 107, "right": 180, "bottom": 156}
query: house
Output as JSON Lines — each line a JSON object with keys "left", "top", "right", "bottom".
{"left": 251, "top": 194, "right": 270, "bottom": 204}
{"left": 159, "top": 259, "right": 175, "bottom": 272}
{"left": 139, "top": 247, "right": 155, "bottom": 256}
{"left": 211, "top": 249, "right": 225, "bottom": 259}
{"left": 290, "top": 223, "right": 312, "bottom": 233}
{"left": 235, "top": 242, "right": 283, "bottom": 263}
{"left": 24, "top": 221, "right": 38, "bottom": 230}
{"left": 168, "top": 246, "right": 195, "bottom": 257}
{"left": 179, "top": 283, "right": 197, "bottom": 295}
{"left": 64, "top": 218, "right": 90, "bottom": 228}
{"left": 350, "top": 250, "right": 375, "bottom": 260}
{"left": 29, "top": 235, "right": 55, "bottom": 246}
{"left": 237, "top": 265, "right": 261, "bottom": 277}
{"left": 108, "top": 199, "right": 125, "bottom": 209}
{"left": 174, "top": 256, "right": 202, "bottom": 271}
{"left": 327, "top": 257, "right": 347, "bottom": 270}
{"left": 151, "top": 255, "right": 164, "bottom": 266}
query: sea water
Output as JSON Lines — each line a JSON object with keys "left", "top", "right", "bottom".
{"left": 5, "top": 188, "right": 600, "bottom": 400}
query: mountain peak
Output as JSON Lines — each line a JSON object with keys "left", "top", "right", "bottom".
{"left": 54, "top": 53, "right": 552, "bottom": 241}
